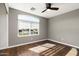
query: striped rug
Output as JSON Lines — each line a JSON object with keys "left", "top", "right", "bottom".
{"left": 29, "top": 43, "right": 78, "bottom": 56}
{"left": 40, "top": 45, "right": 65, "bottom": 56}
{"left": 29, "top": 43, "right": 55, "bottom": 53}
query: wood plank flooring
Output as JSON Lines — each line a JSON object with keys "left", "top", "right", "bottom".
{"left": 0, "top": 40, "right": 79, "bottom": 56}
{"left": 40, "top": 45, "right": 70, "bottom": 56}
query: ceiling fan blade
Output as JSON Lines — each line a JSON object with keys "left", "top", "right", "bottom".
{"left": 41, "top": 9, "right": 47, "bottom": 13}
{"left": 49, "top": 7, "right": 59, "bottom": 10}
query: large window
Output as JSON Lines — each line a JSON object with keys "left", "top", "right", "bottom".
{"left": 18, "top": 15, "right": 39, "bottom": 37}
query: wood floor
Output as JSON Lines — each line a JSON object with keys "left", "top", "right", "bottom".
{"left": 0, "top": 40, "right": 79, "bottom": 56}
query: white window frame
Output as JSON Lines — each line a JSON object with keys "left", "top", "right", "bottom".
{"left": 18, "top": 14, "right": 40, "bottom": 37}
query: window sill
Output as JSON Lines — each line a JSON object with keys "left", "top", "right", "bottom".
{"left": 18, "top": 34, "right": 39, "bottom": 38}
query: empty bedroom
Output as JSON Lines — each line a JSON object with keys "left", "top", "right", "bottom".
{"left": 0, "top": 3, "right": 79, "bottom": 56}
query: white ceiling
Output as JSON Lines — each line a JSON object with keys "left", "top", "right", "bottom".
{"left": 8, "top": 3, "right": 79, "bottom": 18}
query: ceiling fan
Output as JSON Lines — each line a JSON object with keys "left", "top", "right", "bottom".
{"left": 42, "top": 3, "right": 59, "bottom": 13}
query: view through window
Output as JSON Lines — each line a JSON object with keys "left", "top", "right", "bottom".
{"left": 18, "top": 15, "right": 40, "bottom": 37}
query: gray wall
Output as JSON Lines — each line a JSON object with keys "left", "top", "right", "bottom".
{"left": 9, "top": 8, "right": 48, "bottom": 46}
{"left": 0, "top": 4, "right": 8, "bottom": 49}
{"left": 48, "top": 9, "right": 79, "bottom": 47}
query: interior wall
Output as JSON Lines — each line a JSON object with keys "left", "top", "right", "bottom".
{"left": 9, "top": 8, "right": 48, "bottom": 46}
{"left": 48, "top": 9, "right": 79, "bottom": 47}
{"left": 0, "top": 3, "right": 8, "bottom": 49}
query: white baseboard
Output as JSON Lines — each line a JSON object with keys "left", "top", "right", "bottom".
{"left": 48, "top": 39, "right": 79, "bottom": 49}
{"left": 0, "top": 39, "right": 47, "bottom": 50}
{"left": 1, "top": 39, "right": 79, "bottom": 50}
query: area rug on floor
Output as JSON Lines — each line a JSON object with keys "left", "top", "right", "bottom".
{"left": 40, "top": 45, "right": 65, "bottom": 56}
{"left": 29, "top": 43, "right": 55, "bottom": 53}
{"left": 29, "top": 43, "right": 78, "bottom": 56}
{"left": 29, "top": 46, "right": 49, "bottom": 53}
{"left": 41, "top": 43, "right": 55, "bottom": 48}
{"left": 65, "top": 48, "right": 77, "bottom": 56}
